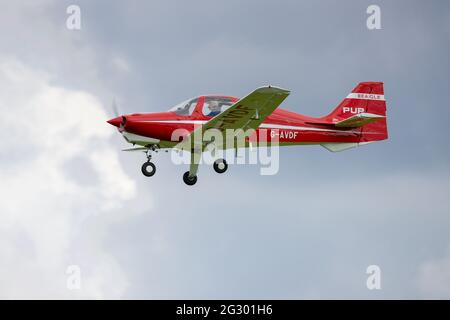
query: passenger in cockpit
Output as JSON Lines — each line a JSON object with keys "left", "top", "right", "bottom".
{"left": 207, "top": 101, "right": 221, "bottom": 117}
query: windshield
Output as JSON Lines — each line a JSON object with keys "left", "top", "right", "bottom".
{"left": 168, "top": 98, "right": 198, "bottom": 116}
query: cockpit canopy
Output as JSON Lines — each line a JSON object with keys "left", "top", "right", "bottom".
{"left": 168, "top": 95, "right": 237, "bottom": 117}
{"left": 167, "top": 97, "right": 198, "bottom": 116}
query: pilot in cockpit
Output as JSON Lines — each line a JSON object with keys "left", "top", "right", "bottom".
{"left": 207, "top": 100, "right": 221, "bottom": 117}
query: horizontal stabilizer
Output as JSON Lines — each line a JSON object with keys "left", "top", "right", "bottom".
{"left": 321, "top": 142, "right": 373, "bottom": 152}
{"left": 334, "top": 113, "right": 385, "bottom": 128}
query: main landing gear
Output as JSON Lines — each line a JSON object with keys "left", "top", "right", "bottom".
{"left": 183, "top": 171, "right": 197, "bottom": 186}
{"left": 213, "top": 159, "right": 228, "bottom": 174}
{"left": 181, "top": 158, "right": 228, "bottom": 186}
{"left": 141, "top": 147, "right": 157, "bottom": 177}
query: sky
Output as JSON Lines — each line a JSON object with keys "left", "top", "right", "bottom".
{"left": 0, "top": 0, "right": 450, "bottom": 299}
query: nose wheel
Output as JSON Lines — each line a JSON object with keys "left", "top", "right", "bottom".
{"left": 141, "top": 161, "right": 156, "bottom": 177}
{"left": 213, "top": 159, "right": 228, "bottom": 174}
{"left": 183, "top": 171, "right": 197, "bottom": 186}
{"left": 141, "top": 148, "right": 157, "bottom": 177}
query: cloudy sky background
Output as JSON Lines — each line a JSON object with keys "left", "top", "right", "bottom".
{"left": 1, "top": 0, "right": 450, "bottom": 299}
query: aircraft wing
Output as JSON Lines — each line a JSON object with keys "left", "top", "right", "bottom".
{"left": 184, "top": 86, "right": 290, "bottom": 178}
{"left": 201, "top": 86, "right": 290, "bottom": 134}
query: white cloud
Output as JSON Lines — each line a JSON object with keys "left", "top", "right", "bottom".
{"left": 111, "top": 56, "right": 131, "bottom": 74}
{"left": 0, "top": 57, "right": 139, "bottom": 298}
{"left": 417, "top": 246, "right": 450, "bottom": 299}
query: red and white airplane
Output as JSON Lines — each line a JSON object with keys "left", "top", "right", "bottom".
{"left": 107, "top": 82, "right": 388, "bottom": 185}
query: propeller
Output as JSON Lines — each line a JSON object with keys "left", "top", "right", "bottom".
{"left": 112, "top": 98, "right": 120, "bottom": 117}
{"left": 119, "top": 115, "right": 127, "bottom": 132}
{"left": 110, "top": 98, "right": 126, "bottom": 132}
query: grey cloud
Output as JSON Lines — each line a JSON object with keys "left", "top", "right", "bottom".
{"left": 1, "top": 0, "right": 450, "bottom": 299}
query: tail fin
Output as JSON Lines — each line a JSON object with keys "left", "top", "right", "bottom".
{"left": 323, "top": 82, "right": 388, "bottom": 142}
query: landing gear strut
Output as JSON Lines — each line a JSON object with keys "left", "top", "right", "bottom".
{"left": 141, "top": 148, "right": 156, "bottom": 177}
{"left": 213, "top": 159, "right": 228, "bottom": 174}
{"left": 183, "top": 171, "right": 197, "bottom": 186}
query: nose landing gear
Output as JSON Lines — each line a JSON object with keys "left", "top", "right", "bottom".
{"left": 141, "top": 147, "right": 157, "bottom": 177}
{"left": 141, "top": 161, "right": 156, "bottom": 177}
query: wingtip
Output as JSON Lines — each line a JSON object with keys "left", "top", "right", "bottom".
{"left": 256, "top": 85, "right": 290, "bottom": 94}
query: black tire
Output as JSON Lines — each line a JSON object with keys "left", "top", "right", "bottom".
{"left": 183, "top": 171, "right": 197, "bottom": 186}
{"left": 141, "top": 162, "right": 156, "bottom": 177}
{"left": 213, "top": 159, "right": 228, "bottom": 174}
